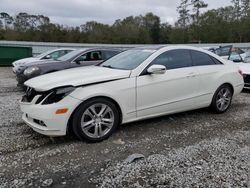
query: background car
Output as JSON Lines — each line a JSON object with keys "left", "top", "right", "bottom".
{"left": 20, "top": 46, "right": 244, "bottom": 142}
{"left": 12, "top": 48, "right": 74, "bottom": 73}
{"left": 228, "top": 51, "right": 250, "bottom": 89}
{"left": 243, "top": 51, "right": 250, "bottom": 63}
{"left": 16, "top": 48, "right": 122, "bottom": 86}
{"left": 214, "top": 45, "right": 246, "bottom": 60}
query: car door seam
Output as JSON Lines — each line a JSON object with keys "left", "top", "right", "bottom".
{"left": 136, "top": 93, "right": 212, "bottom": 112}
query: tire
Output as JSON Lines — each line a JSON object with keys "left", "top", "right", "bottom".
{"left": 210, "top": 84, "right": 233, "bottom": 114}
{"left": 72, "top": 98, "right": 120, "bottom": 142}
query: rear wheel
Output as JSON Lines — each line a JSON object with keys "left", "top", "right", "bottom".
{"left": 210, "top": 84, "right": 233, "bottom": 113}
{"left": 72, "top": 98, "right": 119, "bottom": 142}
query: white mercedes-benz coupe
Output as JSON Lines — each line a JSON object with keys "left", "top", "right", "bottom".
{"left": 20, "top": 46, "right": 244, "bottom": 142}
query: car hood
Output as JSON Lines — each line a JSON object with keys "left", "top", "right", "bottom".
{"left": 17, "top": 59, "right": 57, "bottom": 68}
{"left": 12, "top": 57, "right": 39, "bottom": 66}
{"left": 25, "top": 59, "right": 59, "bottom": 67}
{"left": 238, "top": 63, "right": 250, "bottom": 74}
{"left": 24, "top": 66, "right": 131, "bottom": 91}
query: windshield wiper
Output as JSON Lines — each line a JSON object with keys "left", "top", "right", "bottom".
{"left": 102, "top": 65, "right": 116, "bottom": 69}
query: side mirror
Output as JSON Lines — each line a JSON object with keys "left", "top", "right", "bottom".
{"left": 74, "top": 59, "right": 81, "bottom": 64}
{"left": 44, "top": 55, "right": 51, "bottom": 59}
{"left": 147, "top": 64, "right": 166, "bottom": 75}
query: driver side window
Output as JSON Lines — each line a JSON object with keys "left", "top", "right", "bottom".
{"left": 43, "top": 50, "right": 72, "bottom": 60}
{"left": 75, "top": 54, "right": 87, "bottom": 62}
{"left": 75, "top": 51, "right": 102, "bottom": 62}
{"left": 50, "top": 51, "right": 61, "bottom": 59}
{"left": 152, "top": 49, "right": 192, "bottom": 70}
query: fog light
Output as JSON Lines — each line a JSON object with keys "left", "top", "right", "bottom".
{"left": 56, "top": 108, "right": 68, "bottom": 114}
{"left": 33, "top": 119, "right": 47, "bottom": 127}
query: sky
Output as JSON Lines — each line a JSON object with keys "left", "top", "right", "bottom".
{"left": 0, "top": 0, "right": 232, "bottom": 26}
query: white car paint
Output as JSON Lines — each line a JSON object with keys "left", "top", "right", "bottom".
{"left": 238, "top": 63, "right": 250, "bottom": 74}
{"left": 25, "top": 66, "right": 131, "bottom": 92}
{"left": 20, "top": 46, "right": 244, "bottom": 137}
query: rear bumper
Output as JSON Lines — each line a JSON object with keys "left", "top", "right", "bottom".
{"left": 20, "top": 95, "right": 82, "bottom": 136}
{"left": 244, "top": 83, "right": 250, "bottom": 89}
{"left": 243, "top": 74, "right": 250, "bottom": 89}
{"left": 234, "top": 83, "right": 244, "bottom": 94}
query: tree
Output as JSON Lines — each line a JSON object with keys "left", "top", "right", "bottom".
{"left": 190, "top": 0, "right": 208, "bottom": 24}
{"left": 241, "top": 0, "right": 250, "bottom": 17}
{"left": 0, "top": 12, "right": 13, "bottom": 29}
{"left": 143, "top": 13, "right": 161, "bottom": 43}
{"left": 177, "top": 0, "right": 191, "bottom": 28}
{"left": 216, "top": 6, "right": 235, "bottom": 22}
{"left": 81, "top": 21, "right": 112, "bottom": 43}
{"left": 189, "top": 0, "right": 208, "bottom": 42}
{"left": 14, "top": 13, "right": 50, "bottom": 31}
{"left": 111, "top": 16, "right": 148, "bottom": 43}
{"left": 231, "top": 0, "right": 242, "bottom": 20}
{"left": 159, "top": 23, "right": 172, "bottom": 43}
{"left": 3, "top": 7, "right": 250, "bottom": 44}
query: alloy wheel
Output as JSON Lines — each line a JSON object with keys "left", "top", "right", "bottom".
{"left": 80, "top": 103, "right": 114, "bottom": 139}
{"left": 215, "top": 87, "right": 232, "bottom": 112}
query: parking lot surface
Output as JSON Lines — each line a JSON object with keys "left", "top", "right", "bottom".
{"left": 0, "top": 67, "right": 249, "bottom": 187}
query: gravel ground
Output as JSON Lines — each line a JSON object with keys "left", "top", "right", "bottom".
{"left": 0, "top": 67, "right": 249, "bottom": 187}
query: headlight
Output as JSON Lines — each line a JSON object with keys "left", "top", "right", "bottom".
{"left": 23, "top": 66, "right": 40, "bottom": 76}
{"left": 41, "top": 86, "right": 75, "bottom": 105}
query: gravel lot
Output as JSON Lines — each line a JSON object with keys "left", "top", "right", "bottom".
{"left": 0, "top": 67, "right": 249, "bottom": 187}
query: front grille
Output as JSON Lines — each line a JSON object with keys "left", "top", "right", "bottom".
{"left": 22, "top": 87, "right": 38, "bottom": 102}
{"left": 243, "top": 74, "right": 250, "bottom": 84}
{"left": 22, "top": 87, "right": 51, "bottom": 104}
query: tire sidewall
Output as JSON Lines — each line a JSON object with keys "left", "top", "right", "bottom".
{"left": 72, "top": 98, "right": 120, "bottom": 142}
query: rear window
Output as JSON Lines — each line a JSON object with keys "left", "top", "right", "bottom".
{"left": 190, "top": 50, "right": 217, "bottom": 66}
{"left": 210, "top": 56, "right": 223, "bottom": 64}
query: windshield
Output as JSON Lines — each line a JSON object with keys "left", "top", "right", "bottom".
{"left": 57, "top": 50, "right": 82, "bottom": 61}
{"left": 101, "top": 49, "right": 155, "bottom": 70}
{"left": 36, "top": 50, "right": 54, "bottom": 58}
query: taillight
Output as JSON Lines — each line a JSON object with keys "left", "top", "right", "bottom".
{"left": 238, "top": 69, "right": 243, "bottom": 76}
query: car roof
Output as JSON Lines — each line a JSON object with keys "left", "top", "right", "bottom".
{"left": 48, "top": 48, "right": 75, "bottom": 52}
{"left": 76, "top": 48, "right": 122, "bottom": 52}
{"left": 134, "top": 45, "right": 167, "bottom": 50}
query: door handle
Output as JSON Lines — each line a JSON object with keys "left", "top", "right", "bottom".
{"left": 186, "top": 72, "right": 196, "bottom": 78}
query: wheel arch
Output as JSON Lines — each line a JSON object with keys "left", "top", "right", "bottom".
{"left": 219, "top": 82, "right": 234, "bottom": 95}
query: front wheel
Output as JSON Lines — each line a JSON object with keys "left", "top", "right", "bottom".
{"left": 72, "top": 98, "right": 120, "bottom": 142}
{"left": 210, "top": 84, "right": 233, "bottom": 113}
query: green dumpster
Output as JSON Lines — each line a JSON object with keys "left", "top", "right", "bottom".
{"left": 0, "top": 46, "right": 32, "bottom": 66}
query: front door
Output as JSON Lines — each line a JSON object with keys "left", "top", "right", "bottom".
{"left": 136, "top": 49, "right": 199, "bottom": 118}
{"left": 73, "top": 51, "right": 103, "bottom": 67}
